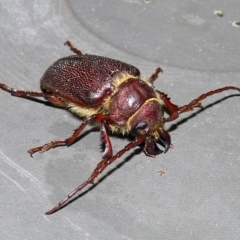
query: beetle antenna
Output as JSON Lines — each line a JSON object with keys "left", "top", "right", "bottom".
{"left": 165, "top": 86, "right": 240, "bottom": 122}
{"left": 45, "top": 134, "right": 146, "bottom": 214}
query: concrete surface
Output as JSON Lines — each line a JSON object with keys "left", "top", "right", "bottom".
{"left": 0, "top": 1, "right": 240, "bottom": 239}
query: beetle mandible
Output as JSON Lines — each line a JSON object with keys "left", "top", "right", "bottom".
{"left": 0, "top": 41, "right": 240, "bottom": 214}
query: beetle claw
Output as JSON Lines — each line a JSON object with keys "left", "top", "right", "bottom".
{"left": 159, "top": 130, "right": 172, "bottom": 153}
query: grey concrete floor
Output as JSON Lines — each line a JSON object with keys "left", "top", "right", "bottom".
{"left": 0, "top": 1, "right": 240, "bottom": 239}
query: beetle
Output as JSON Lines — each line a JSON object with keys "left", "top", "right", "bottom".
{"left": 0, "top": 41, "right": 240, "bottom": 214}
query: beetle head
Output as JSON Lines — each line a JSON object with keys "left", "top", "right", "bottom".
{"left": 130, "top": 99, "right": 171, "bottom": 157}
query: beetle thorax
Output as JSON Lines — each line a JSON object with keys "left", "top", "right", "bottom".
{"left": 106, "top": 74, "right": 165, "bottom": 136}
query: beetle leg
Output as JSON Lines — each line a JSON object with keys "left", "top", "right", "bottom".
{"left": 164, "top": 86, "right": 240, "bottom": 122}
{"left": 158, "top": 90, "right": 204, "bottom": 122}
{"left": 158, "top": 89, "right": 201, "bottom": 122}
{"left": 28, "top": 114, "right": 108, "bottom": 156}
{"left": 64, "top": 40, "right": 83, "bottom": 55}
{"left": 101, "top": 121, "right": 113, "bottom": 159}
{"left": 149, "top": 67, "right": 163, "bottom": 83}
{"left": 0, "top": 83, "right": 45, "bottom": 98}
{"left": 0, "top": 83, "right": 67, "bottom": 107}
{"left": 45, "top": 134, "right": 146, "bottom": 214}
{"left": 158, "top": 91, "right": 179, "bottom": 115}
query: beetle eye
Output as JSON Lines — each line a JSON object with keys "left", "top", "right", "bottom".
{"left": 131, "top": 122, "right": 148, "bottom": 136}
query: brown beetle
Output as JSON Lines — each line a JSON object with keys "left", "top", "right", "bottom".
{"left": 0, "top": 41, "right": 239, "bottom": 214}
